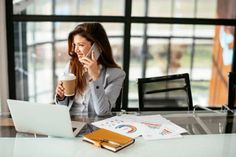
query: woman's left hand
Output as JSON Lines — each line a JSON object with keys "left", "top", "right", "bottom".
{"left": 80, "top": 51, "right": 100, "bottom": 80}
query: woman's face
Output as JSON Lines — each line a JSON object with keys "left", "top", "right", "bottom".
{"left": 73, "top": 34, "right": 92, "bottom": 61}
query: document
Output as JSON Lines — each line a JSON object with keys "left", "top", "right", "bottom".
{"left": 125, "top": 115, "right": 187, "bottom": 140}
{"left": 92, "top": 114, "right": 187, "bottom": 140}
{"left": 92, "top": 116, "right": 142, "bottom": 138}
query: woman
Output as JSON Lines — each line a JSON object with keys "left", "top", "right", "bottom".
{"left": 55, "top": 23, "right": 125, "bottom": 116}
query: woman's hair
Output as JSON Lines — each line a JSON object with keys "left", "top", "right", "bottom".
{"left": 67, "top": 22, "right": 120, "bottom": 94}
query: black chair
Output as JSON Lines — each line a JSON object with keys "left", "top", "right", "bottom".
{"left": 137, "top": 73, "right": 193, "bottom": 111}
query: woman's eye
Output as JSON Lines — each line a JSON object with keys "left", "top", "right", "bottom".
{"left": 73, "top": 44, "right": 84, "bottom": 48}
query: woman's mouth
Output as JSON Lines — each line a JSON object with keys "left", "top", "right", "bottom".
{"left": 76, "top": 53, "right": 84, "bottom": 62}
{"left": 76, "top": 52, "right": 83, "bottom": 58}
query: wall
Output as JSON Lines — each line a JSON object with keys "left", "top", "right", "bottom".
{"left": 0, "top": 0, "right": 9, "bottom": 114}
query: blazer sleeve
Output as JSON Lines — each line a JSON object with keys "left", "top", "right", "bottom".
{"left": 89, "top": 68, "right": 126, "bottom": 116}
{"left": 55, "top": 95, "right": 69, "bottom": 106}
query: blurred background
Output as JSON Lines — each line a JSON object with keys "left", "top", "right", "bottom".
{"left": 1, "top": 0, "right": 236, "bottom": 112}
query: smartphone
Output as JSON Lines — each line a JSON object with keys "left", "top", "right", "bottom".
{"left": 86, "top": 43, "right": 101, "bottom": 60}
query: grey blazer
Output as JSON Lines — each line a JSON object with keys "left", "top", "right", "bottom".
{"left": 55, "top": 66, "right": 126, "bottom": 116}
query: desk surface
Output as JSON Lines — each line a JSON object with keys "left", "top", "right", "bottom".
{"left": 0, "top": 134, "right": 236, "bottom": 157}
{"left": 0, "top": 111, "right": 236, "bottom": 157}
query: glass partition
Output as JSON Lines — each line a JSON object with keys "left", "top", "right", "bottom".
{"left": 129, "top": 23, "right": 235, "bottom": 109}
{"left": 7, "top": 0, "right": 236, "bottom": 112}
{"left": 132, "top": 0, "right": 235, "bottom": 19}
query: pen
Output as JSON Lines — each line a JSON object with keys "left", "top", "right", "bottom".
{"left": 100, "top": 139, "right": 122, "bottom": 147}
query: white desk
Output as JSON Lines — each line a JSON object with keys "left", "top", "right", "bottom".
{"left": 1, "top": 111, "right": 236, "bottom": 156}
{"left": 0, "top": 134, "right": 236, "bottom": 157}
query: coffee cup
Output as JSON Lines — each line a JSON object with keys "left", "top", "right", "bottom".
{"left": 60, "top": 73, "right": 76, "bottom": 96}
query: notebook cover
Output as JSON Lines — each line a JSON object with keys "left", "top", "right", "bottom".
{"left": 83, "top": 128, "right": 135, "bottom": 152}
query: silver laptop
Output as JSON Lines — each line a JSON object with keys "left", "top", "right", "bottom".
{"left": 7, "top": 99, "right": 86, "bottom": 138}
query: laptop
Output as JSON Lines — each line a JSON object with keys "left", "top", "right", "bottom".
{"left": 7, "top": 99, "right": 86, "bottom": 138}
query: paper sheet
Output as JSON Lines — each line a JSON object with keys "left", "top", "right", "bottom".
{"left": 92, "top": 114, "right": 187, "bottom": 140}
{"left": 92, "top": 116, "right": 142, "bottom": 138}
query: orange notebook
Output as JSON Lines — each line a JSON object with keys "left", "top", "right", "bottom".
{"left": 83, "top": 128, "right": 135, "bottom": 152}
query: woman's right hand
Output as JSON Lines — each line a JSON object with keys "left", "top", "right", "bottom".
{"left": 56, "top": 81, "right": 65, "bottom": 100}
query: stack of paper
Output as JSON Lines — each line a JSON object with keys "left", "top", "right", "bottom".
{"left": 92, "top": 115, "right": 187, "bottom": 140}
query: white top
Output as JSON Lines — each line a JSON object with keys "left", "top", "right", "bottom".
{"left": 71, "top": 80, "right": 90, "bottom": 114}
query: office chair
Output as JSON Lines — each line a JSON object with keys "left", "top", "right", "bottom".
{"left": 137, "top": 73, "right": 193, "bottom": 111}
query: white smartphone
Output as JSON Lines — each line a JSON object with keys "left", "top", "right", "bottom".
{"left": 86, "top": 43, "right": 101, "bottom": 60}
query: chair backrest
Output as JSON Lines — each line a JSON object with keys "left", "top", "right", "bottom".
{"left": 228, "top": 72, "right": 236, "bottom": 109}
{"left": 137, "top": 73, "right": 193, "bottom": 111}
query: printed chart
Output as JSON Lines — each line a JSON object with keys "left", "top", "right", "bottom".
{"left": 92, "top": 116, "right": 142, "bottom": 138}
{"left": 92, "top": 115, "right": 187, "bottom": 140}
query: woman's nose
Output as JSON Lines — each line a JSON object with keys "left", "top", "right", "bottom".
{"left": 74, "top": 46, "right": 79, "bottom": 52}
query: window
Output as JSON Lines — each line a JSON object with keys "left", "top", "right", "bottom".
{"left": 13, "top": 0, "right": 125, "bottom": 16}
{"left": 4, "top": 0, "right": 236, "bottom": 113}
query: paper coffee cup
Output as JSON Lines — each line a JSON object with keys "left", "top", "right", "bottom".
{"left": 60, "top": 73, "right": 76, "bottom": 96}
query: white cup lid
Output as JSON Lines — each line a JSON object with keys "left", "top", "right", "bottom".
{"left": 60, "top": 73, "right": 76, "bottom": 80}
